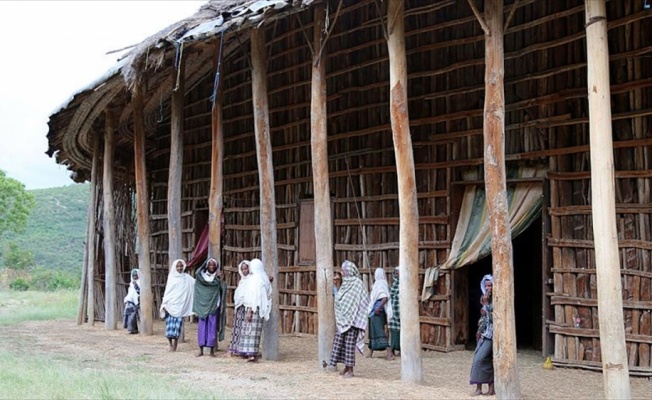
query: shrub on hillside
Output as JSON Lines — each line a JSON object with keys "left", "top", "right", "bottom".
{"left": 28, "top": 268, "right": 80, "bottom": 291}
{"left": 10, "top": 277, "right": 29, "bottom": 291}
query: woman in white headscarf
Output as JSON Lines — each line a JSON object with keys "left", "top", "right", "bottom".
{"left": 236, "top": 258, "right": 272, "bottom": 362}
{"left": 328, "top": 260, "right": 370, "bottom": 378}
{"left": 367, "top": 267, "right": 394, "bottom": 360}
{"left": 123, "top": 268, "right": 141, "bottom": 334}
{"left": 227, "top": 259, "right": 251, "bottom": 357}
{"left": 470, "top": 274, "right": 494, "bottom": 396}
{"left": 160, "top": 259, "right": 195, "bottom": 352}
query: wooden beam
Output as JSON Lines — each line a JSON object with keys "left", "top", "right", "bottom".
{"left": 133, "top": 79, "right": 154, "bottom": 336}
{"left": 387, "top": 0, "right": 423, "bottom": 384}
{"left": 168, "top": 59, "right": 185, "bottom": 262}
{"left": 251, "top": 28, "right": 280, "bottom": 361}
{"left": 209, "top": 45, "right": 225, "bottom": 264}
{"left": 585, "top": 0, "right": 632, "bottom": 395}
{"left": 102, "top": 110, "right": 118, "bottom": 331}
{"left": 482, "top": 1, "right": 521, "bottom": 398}
{"left": 86, "top": 131, "right": 100, "bottom": 326}
{"left": 311, "top": 4, "right": 335, "bottom": 368}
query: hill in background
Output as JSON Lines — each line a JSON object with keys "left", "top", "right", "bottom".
{"left": 3, "top": 184, "right": 89, "bottom": 274}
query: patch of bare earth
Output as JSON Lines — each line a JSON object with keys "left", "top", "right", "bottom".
{"left": 2, "top": 319, "right": 650, "bottom": 399}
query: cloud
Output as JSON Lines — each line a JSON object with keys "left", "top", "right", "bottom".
{"left": 0, "top": 0, "right": 205, "bottom": 190}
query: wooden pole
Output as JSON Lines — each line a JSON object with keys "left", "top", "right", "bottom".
{"left": 168, "top": 60, "right": 185, "bottom": 263}
{"left": 251, "top": 28, "right": 280, "bottom": 361}
{"left": 102, "top": 110, "right": 118, "bottom": 330}
{"left": 387, "top": 0, "right": 423, "bottom": 384}
{"left": 86, "top": 132, "right": 100, "bottom": 326}
{"left": 585, "top": 1, "right": 632, "bottom": 397}
{"left": 133, "top": 80, "right": 154, "bottom": 335}
{"left": 77, "top": 208, "right": 89, "bottom": 325}
{"left": 480, "top": 1, "right": 521, "bottom": 398}
{"left": 209, "top": 48, "right": 224, "bottom": 262}
{"left": 311, "top": 4, "right": 336, "bottom": 367}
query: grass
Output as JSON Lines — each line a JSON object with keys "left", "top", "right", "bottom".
{"left": 0, "top": 289, "right": 77, "bottom": 326}
{"left": 0, "top": 290, "right": 227, "bottom": 399}
{"left": 0, "top": 351, "right": 223, "bottom": 400}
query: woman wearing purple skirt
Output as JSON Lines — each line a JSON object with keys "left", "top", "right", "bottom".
{"left": 193, "top": 257, "right": 227, "bottom": 357}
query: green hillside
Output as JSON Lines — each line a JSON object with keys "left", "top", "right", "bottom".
{"left": 3, "top": 184, "right": 89, "bottom": 273}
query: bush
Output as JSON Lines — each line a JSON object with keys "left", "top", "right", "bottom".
{"left": 9, "top": 278, "right": 29, "bottom": 291}
{"left": 27, "top": 268, "right": 79, "bottom": 291}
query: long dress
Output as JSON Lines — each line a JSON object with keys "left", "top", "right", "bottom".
{"left": 236, "top": 259, "right": 271, "bottom": 358}
{"left": 470, "top": 277, "right": 494, "bottom": 385}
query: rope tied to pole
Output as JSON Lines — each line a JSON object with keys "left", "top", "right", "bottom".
{"left": 210, "top": 30, "right": 226, "bottom": 110}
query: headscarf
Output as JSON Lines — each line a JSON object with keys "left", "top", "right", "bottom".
{"left": 368, "top": 267, "right": 393, "bottom": 321}
{"left": 233, "top": 260, "right": 251, "bottom": 309}
{"left": 480, "top": 274, "right": 494, "bottom": 295}
{"left": 160, "top": 259, "right": 195, "bottom": 318}
{"left": 240, "top": 258, "right": 272, "bottom": 320}
{"left": 335, "top": 260, "right": 370, "bottom": 353}
{"left": 389, "top": 266, "right": 400, "bottom": 329}
{"left": 193, "top": 258, "right": 224, "bottom": 318}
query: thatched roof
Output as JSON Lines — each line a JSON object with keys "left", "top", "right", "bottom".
{"left": 46, "top": 0, "right": 314, "bottom": 181}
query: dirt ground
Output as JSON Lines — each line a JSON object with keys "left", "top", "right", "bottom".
{"left": 3, "top": 318, "right": 651, "bottom": 399}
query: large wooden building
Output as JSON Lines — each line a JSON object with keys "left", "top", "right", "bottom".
{"left": 47, "top": 0, "right": 652, "bottom": 375}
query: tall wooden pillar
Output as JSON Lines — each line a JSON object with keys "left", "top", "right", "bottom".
{"left": 387, "top": 0, "right": 423, "bottom": 384}
{"left": 209, "top": 49, "right": 224, "bottom": 262}
{"left": 168, "top": 60, "right": 185, "bottom": 263}
{"left": 251, "top": 28, "right": 280, "bottom": 361}
{"left": 86, "top": 132, "right": 101, "bottom": 326}
{"left": 585, "top": 1, "right": 632, "bottom": 397}
{"left": 102, "top": 110, "right": 118, "bottom": 330}
{"left": 133, "top": 80, "right": 154, "bottom": 335}
{"left": 311, "top": 4, "right": 336, "bottom": 367}
{"left": 481, "top": 1, "right": 521, "bottom": 398}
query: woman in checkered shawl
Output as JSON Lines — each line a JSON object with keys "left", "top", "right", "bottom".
{"left": 328, "top": 260, "right": 370, "bottom": 378}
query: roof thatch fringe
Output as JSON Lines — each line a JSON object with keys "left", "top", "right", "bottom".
{"left": 119, "top": 0, "right": 313, "bottom": 89}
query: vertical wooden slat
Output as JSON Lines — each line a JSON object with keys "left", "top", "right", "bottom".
{"left": 102, "top": 110, "right": 118, "bottom": 330}
{"left": 387, "top": 0, "right": 423, "bottom": 383}
{"left": 251, "top": 28, "right": 280, "bottom": 361}
{"left": 585, "top": 0, "right": 632, "bottom": 396}
{"left": 86, "top": 132, "right": 101, "bottom": 326}
{"left": 168, "top": 59, "right": 185, "bottom": 262}
{"left": 310, "top": 3, "right": 336, "bottom": 365}
{"left": 133, "top": 80, "right": 154, "bottom": 335}
{"left": 479, "top": 0, "right": 521, "bottom": 397}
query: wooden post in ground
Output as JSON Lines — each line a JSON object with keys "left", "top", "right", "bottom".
{"left": 387, "top": 0, "right": 423, "bottom": 384}
{"left": 168, "top": 60, "right": 185, "bottom": 263}
{"left": 311, "top": 3, "right": 335, "bottom": 367}
{"left": 251, "top": 28, "right": 280, "bottom": 361}
{"left": 473, "top": 0, "right": 521, "bottom": 397}
{"left": 86, "top": 132, "right": 100, "bottom": 326}
{"left": 209, "top": 47, "right": 224, "bottom": 263}
{"left": 77, "top": 213, "right": 89, "bottom": 325}
{"left": 133, "top": 80, "right": 154, "bottom": 335}
{"left": 102, "top": 110, "right": 118, "bottom": 330}
{"left": 585, "top": 1, "right": 632, "bottom": 397}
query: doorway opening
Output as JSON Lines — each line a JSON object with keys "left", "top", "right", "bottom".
{"left": 466, "top": 215, "right": 542, "bottom": 350}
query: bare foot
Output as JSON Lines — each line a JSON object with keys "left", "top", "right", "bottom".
{"left": 247, "top": 356, "right": 257, "bottom": 363}
{"left": 386, "top": 353, "right": 395, "bottom": 361}
{"left": 196, "top": 351, "right": 204, "bottom": 357}
{"left": 471, "top": 389, "right": 483, "bottom": 396}
{"left": 342, "top": 371, "right": 354, "bottom": 379}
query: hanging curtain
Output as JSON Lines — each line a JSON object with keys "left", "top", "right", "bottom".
{"left": 440, "top": 166, "right": 545, "bottom": 271}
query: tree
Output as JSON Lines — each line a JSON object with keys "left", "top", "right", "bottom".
{"left": 0, "top": 169, "right": 35, "bottom": 242}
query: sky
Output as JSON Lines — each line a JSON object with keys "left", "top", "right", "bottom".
{"left": 0, "top": 0, "right": 206, "bottom": 190}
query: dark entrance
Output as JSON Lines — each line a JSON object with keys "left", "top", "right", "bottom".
{"left": 466, "top": 215, "right": 543, "bottom": 350}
